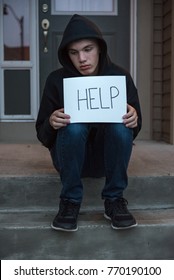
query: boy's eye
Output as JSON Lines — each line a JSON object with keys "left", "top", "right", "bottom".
{"left": 84, "top": 47, "right": 93, "bottom": 52}
{"left": 68, "top": 45, "right": 94, "bottom": 56}
{"left": 69, "top": 50, "right": 77, "bottom": 55}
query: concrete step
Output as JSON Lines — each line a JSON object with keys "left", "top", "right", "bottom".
{"left": 0, "top": 175, "right": 174, "bottom": 260}
{"left": 0, "top": 209, "right": 174, "bottom": 260}
{"left": 0, "top": 176, "right": 174, "bottom": 210}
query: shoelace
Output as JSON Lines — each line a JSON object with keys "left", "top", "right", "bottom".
{"left": 112, "top": 198, "right": 129, "bottom": 214}
{"left": 61, "top": 200, "right": 80, "bottom": 218}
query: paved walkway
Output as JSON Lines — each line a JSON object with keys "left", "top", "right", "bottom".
{"left": 0, "top": 140, "right": 174, "bottom": 177}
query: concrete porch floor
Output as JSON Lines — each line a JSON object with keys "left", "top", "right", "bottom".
{"left": 0, "top": 140, "right": 174, "bottom": 177}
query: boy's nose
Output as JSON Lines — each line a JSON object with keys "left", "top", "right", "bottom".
{"left": 78, "top": 51, "right": 86, "bottom": 62}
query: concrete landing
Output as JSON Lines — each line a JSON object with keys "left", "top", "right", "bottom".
{"left": 0, "top": 140, "right": 174, "bottom": 177}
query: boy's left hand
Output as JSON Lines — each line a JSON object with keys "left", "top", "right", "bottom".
{"left": 123, "top": 104, "right": 138, "bottom": 128}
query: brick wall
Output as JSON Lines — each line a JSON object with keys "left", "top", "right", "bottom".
{"left": 153, "top": 0, "right": 172, "bottom": 143}
{"left": 162, "top": 0, "right": 172, "bottom": 142}
{"left": 153, "top": 0, "right": 163, "bottom": 140}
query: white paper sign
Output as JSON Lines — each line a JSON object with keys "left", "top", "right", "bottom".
{"left": 63, "top": 76, "right": 127, "bottom": 123}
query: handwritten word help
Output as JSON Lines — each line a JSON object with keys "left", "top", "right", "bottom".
{"left": 77, "top": 86, "right": 119, "bottom": 111}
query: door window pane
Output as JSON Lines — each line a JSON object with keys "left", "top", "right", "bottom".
{"left": 4, "top": 70, "right": 31, "bottom": 115}
{"left": 52, "top": 0, "right": 117, "bottom": 15}
{"left": 3, "top": 0, "right": 30, "bottom": 61}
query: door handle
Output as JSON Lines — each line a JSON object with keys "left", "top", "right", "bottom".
{"left": 41, "top": 19, "right": 50, "bottom": 53}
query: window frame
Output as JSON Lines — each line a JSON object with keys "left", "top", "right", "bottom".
{"left": 0, "top": 0, "right": 39, "bottom": 122}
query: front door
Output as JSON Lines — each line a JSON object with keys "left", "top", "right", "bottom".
{"left": 39, "top": 0, "right": 130, "bottom": 97}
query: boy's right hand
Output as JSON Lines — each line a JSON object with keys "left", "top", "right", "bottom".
{"left": 49, "top": 108, "right": 70, "bottom": 130}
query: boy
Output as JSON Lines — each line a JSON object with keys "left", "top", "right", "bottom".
{"left": 36, "top": 14, "right": 142, "bottom": 232}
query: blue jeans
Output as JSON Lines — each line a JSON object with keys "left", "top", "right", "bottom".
{"left": 50, "top": 123, "right": 133, "bottom": 203}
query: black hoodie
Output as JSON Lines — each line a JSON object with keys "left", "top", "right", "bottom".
{"left": 36, "top": 14, "right": 142, "bottom": 153}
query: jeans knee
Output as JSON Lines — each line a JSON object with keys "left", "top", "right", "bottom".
{"left": 106, "top": 123, "right": 133, "bottom": 143}
{"left": 67, "top": 123, "right": 88, "bottom": 135}
{"left": 62, "top": 123, "right": 89, "bottom": 143}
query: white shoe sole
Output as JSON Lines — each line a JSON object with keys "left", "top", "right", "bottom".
{"left": 104, "top": 213, "right": 137, "bottom": 230}
{"left": 51, "top": 223, "right": 78, "bottom": 232}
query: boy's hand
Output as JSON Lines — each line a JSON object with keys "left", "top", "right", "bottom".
{"left": 123, "top": 104, "right": 138, "bottom": 128}
{"left": 49, "top": 108, "right": 70, "bottom": 130}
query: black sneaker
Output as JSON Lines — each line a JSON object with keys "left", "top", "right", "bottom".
{"left": 104, "top": 198, "right": 137, "bottom": 229}
{"left": 51, "top": 199, "right": 80, "bottom": 232}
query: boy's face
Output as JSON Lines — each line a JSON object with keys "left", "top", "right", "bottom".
{"left": 68, "top": 39, "right": 100, "bottom": 76}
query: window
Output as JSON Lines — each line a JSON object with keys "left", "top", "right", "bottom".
{"left": 4, "top": 70, "right": 31, "bottom": 115}
{"left": 51, "top": 0, "right": 118, "bottom": 15}
{"left": 3, "top": 0, "right": 30, "bottom": 61}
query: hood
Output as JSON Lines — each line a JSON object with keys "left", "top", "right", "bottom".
{"left": 58, "top": 14, "right": 108, "bottom": 75}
